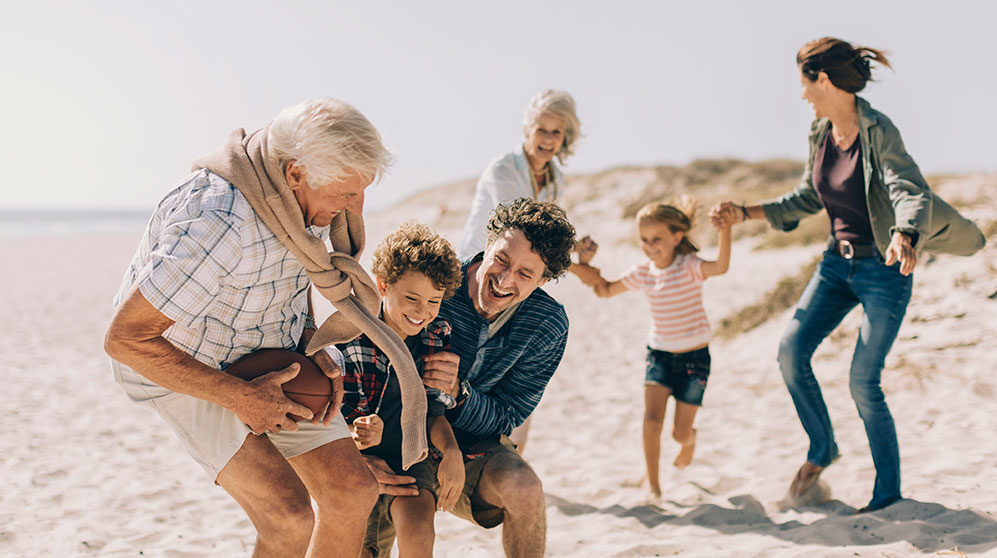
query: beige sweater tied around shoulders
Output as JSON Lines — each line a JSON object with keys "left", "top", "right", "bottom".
{"left": 192, "top": 127, "right": 428, "bottom": 470}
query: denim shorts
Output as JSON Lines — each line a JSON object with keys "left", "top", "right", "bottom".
{"left": 645, "top": 346, "right": 711, "bottom": 406}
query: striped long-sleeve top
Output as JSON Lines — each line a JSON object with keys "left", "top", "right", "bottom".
{"left": 621, "top": 253, "right": 712, "bottom": 352}
{"left": 440, "top": 257, "right": 569, "bottom": 447}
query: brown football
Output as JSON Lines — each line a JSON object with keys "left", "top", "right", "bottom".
{"left": 225, "top": 349, "right": 332, "bottom": 422}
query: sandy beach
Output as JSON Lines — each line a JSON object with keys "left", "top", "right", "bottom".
{"left": 2, "top": 168, "right": 995, "bottom": 557}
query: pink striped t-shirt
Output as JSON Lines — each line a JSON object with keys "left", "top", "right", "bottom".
{"left": 621, "top": 253, "right": 711, "bottom": 352}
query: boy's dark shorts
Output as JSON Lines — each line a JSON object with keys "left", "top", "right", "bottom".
{"left": 644, "top": 345, "right": 711, "bottom": 406}
{"left": 364, "top": 435, "right": 520, "bottom": 556}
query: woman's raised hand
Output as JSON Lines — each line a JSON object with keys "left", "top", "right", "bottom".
{"left": 710, "top": 202, "right": 745, "bottom": 227}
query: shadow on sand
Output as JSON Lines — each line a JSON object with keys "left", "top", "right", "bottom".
{"left": 545, "top": 493, "right": 997, "bottom": 554}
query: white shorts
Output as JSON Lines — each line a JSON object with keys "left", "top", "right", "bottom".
{"left": 111, "top": 359, "right": 351, "bottom": 481}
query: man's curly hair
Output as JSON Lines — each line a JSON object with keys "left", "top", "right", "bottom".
{"left": 371, "top": 221, "right": 463, "bottom": 298}
{"left": 486, "top": 198, "right": 576, "bottom": 279}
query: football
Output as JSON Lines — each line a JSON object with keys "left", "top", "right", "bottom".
{"left": 225, "top": 349, "right": 332, "bottom": 422}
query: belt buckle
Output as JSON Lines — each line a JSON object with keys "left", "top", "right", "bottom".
{"left": 839, "top": 239, "right": 855, "bottom": 259}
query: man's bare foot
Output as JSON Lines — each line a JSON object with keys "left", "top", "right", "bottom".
{"left": 789, "top": 461, "right": 825, "bottom": 498}
{"left": 673, "top": 429, "right": 696, "bottom": 469}
{"left": 649, "top": 484, "right": 662, "bottom": 498}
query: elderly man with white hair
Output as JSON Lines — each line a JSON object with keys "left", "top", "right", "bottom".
{"left": 104, "top": 98, "right": 435, "bottom": 558}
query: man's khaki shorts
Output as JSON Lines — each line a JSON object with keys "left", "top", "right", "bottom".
{"left": 111, "top": 359, "right": 351, "bottom": 481}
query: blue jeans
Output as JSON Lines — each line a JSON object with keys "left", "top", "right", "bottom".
{"left": 777, "top": 250, "right": 912, "bottom": 510}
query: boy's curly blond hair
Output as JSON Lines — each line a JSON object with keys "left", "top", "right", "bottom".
{"left": 371, "top": 221, "right": 463, "bottom": 298}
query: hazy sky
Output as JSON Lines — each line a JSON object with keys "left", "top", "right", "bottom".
{"left": 2, "top": 0, "right": 994, "bottom": 211}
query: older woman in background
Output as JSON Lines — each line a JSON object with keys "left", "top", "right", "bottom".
{"left": 712, "top": 37, "right": 984, "bottom": 513}
{"left": 457, "top": 90, "right": 584, "bottom": 455}
{"left": 458, "top": 89, "right": 581, "bottom": 260}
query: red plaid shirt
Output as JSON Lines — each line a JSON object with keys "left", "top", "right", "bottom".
{"left": 339, "top": 318, "right": 452, "bottom": 422}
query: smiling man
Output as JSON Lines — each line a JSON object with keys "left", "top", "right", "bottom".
{"left": 104, "top": 98, "right": 399, "bottom": 558}
{"left": 422, "top": 198, "right": 576, "bottom": 557}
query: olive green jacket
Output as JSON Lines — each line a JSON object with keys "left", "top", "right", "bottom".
{"left": 761, "top": 96, "right": 985, "bottom": 257}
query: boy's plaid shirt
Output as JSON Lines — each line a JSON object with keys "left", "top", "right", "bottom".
{"left": 339, "top": 318, "right": 453, "bottom": 422}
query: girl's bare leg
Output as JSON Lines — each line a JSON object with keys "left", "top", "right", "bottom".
{"left": 643, "top": 384, "right": 672, "bottom": 497}
{"left": 672, "top": 401, "right": 700, "bottom": 469}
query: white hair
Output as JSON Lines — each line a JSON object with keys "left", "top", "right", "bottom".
{"left": 522, "top": 89, "right": 582, "bottom": 163}
{"left": 269, "top": 97, "right": 393, "bottom": 188}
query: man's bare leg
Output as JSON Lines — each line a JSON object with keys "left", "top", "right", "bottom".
{"left": 643, "top": 385, "right": 671, "bottom": 497}
{"left": 288, "top": 437, "right": 378, "bottom": 558}
{"left": 672, "top": 401, "right": 699, "bottom": 469}
{"left": 216, "top": 434, "right": 315, "bottom": 558}
{"left": 474, "top": 452, "right": 546, "bottom": 558}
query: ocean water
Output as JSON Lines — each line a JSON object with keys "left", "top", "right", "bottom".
{"left": 0, "top": 209, "right": 152, "bottom": 237}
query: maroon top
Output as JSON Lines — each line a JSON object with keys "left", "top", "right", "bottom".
{"left": 812, "top": 131, "right": 874, "bottom": 245}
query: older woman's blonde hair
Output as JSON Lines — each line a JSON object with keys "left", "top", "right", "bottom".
{"left": 269, "top": 97, "right": 394, "bottom": 188}
{"left": 522, "top": 89, "right": 581, "bottom": 163}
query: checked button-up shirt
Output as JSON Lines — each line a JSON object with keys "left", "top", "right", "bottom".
{"left": 113, "top": 169, "right": 328, "bottom": 370}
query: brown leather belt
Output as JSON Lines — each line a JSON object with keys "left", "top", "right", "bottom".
{"left": 828, "top": 237, "right": 877, "bottom": 259}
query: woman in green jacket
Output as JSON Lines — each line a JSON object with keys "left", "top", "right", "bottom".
{"left": 713, "top": 37, "right": 984, "bottom": 513}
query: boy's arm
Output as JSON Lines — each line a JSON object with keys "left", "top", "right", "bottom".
{"left": 702, "top": 207, "right": 734, "bottom": 278}
{"left": 428, "top": 415, "right": 460, "bottom": 456}
{"left": 428, "top": 415, "right": 465, "bottom": 511}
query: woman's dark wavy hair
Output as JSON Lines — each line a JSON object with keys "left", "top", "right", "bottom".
{"left": 797, "top": 37, "right": 892, "bottom": 93}
{"left": 486, "top": 198, "right": 576, "bottom": 279}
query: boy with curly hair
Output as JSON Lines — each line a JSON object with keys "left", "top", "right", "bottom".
{"left": 338, "top": 221, "right": 463, "bottom": 558}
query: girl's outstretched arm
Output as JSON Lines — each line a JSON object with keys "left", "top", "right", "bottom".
{"left": 702, "top": 206, "right": 734, "bottom": 278}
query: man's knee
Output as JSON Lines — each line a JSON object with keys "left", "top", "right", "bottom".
{"left": 258, "top": 488, "right": 316, "bottom": 541}
{"left": 309, "top": 452, "right": 377, "bottom": 515}
{"left": 312, "top": 454, "right": 378, "bottom": 511}
{"left": 482, "top": 454, "right": 544, "bottom": 511}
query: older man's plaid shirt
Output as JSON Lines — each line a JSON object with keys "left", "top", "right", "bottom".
{"left": 113, "top": 170, "right": 327, "bottom": 370}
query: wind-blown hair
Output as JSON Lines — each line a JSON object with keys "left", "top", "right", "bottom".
{"left": 371, "top": 221, "right": 462, "bottom": 299}
{"left": 269, "top": 97, "right": 393, "bottom": 188}
{"left": 636, "top": 197, "right": 699, "bottom": 255}
{"left": 522, "top": 89, "right": 582, "bottom": 163}
{"left": 797, "top": 37, "right": 892, "bottom": 93}
{"left": 486, "top": 198, "right": 576, "bottom": 279}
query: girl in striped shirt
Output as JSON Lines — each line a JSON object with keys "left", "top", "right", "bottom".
{"left": 572, "top": 200, "right": 734, "bottom": 498}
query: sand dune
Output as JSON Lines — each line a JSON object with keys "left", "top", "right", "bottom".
{"left": 1, "top": 167, "right": 994, "bottom": 557}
